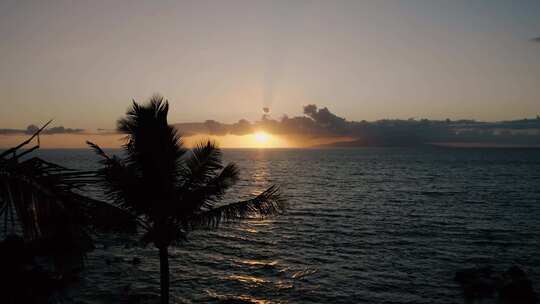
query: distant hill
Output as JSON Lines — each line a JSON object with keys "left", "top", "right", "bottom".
{"left": 171, "top": 105, "right": 540, "bottom": 148}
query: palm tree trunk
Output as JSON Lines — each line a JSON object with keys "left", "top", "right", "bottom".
{"left": 159, "top": 246, "right": 170, "bottom": 304}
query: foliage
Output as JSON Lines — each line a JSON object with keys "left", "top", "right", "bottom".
{"left": 88, "top": 95, "right": 285, "bottom": 303}
{"left": 0, "top": 121, "right": 135, "bottom": 270}
{"left": 88, "top": 96, "right": 285, "bottom": 247}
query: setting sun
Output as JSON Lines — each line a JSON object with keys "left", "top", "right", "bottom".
{"left": 254, "top": 131, "right": 269, "bottom": 143}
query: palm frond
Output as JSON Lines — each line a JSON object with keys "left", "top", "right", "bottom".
{"left": 74, "top": 194, "right": 137, "bottom": 233}
{"left": 200, "top": 162, "right": 240, "bottom": 202}
{"left": 87, "top": 141, "right": 151, "bottom": 216}
{"left": 86, "top": 140, "right": 110, "bottom": 161}
{"left": 177, "top": 162, "right": 240, "bottom": 214}
{"left": 180, "top": 140, "right": 223, "bottom": 189}
{"left": 0, "top": 119, "right": 52, "bottom": 159}
{"left": 185, "top": 185, "right": 285, "bottom": 230}
{"left": 0, "top": 125, "right": 125, "bottom": 273}
{"left": 117, "top": 97, "right": 186, "bottom": 206}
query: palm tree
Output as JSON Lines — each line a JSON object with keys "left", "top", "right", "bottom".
{"left": 1, "top": 121, "right": 134, "bottom": 261}
{"left": 1, "top": 122, "right": 136, "bottom": 303}
{"left": 87, "top": 95, "right": 285, "bottom": 304}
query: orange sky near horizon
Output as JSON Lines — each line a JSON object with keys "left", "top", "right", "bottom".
{"left": 0, "top": 132, "right": 348, "bottom": 149}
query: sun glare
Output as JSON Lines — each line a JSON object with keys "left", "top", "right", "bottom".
{"left": 254, "top": 131, "right": 269, "bottom": 143}
{"left": 182, "top": 132, "right": 289, "bottom": 148}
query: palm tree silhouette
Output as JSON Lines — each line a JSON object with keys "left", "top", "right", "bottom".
{"left": 87, "top": 95, "right": 285, "bottom": 304}
{"left": 1, "top": 122, "right": 136, "bottom": 303}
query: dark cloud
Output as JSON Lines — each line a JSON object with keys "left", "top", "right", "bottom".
{"left": 173, "top": 105, "right": 540, "bottom": 147}
{"left": 0, "top": 125, "right": 85, "bottom": 135}
{"left": 0, "top": 128, "right": 23, "bottom": 135}
{"left": 26, "top": 125, "right": 85, "bottom": 135}
{"left": 3, "top": 110, "right": 539, "bottom": 147}
{"left": 303, "top": 104, "right": 348, "bottom": 133}
{"left": 94, "top": 128, "right": 120, "bottom": 135}
{"left": 174, "top": 120, "right": 254, "bottom": 137}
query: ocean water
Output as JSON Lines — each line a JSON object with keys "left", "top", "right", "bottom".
{"left": 30, "top": 148, "right": 540, "bottom": 303}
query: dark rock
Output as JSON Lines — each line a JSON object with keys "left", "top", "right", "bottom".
{"left": 455, "top": 265, "right": 537, "bottom": 303}
{"left": 454, "top": 266, "right": 496, "bottom": 297}
{"left": 499, "top": 266, "right": 537, "bottom": 304}
{"left": 131, "top": 257, "right": 141, "bottom": 265}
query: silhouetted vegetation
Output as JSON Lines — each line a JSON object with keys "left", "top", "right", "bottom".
{"left": 87, "top": 95, "right": 285, "bottom": 304}
{"left": 0, "top": 122, "right": 134, "bottom": 303}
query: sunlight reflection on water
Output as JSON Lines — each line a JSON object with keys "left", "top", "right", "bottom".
{"left": 28, "top": 148, "right": 540, "bottom": 304}
{"left": 206, "top": 290, "right": 273, "bottom": 304}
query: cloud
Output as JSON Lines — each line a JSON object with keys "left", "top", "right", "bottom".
{"left": 94, "top": 128, "right": 119, "bottom": 135}
{"left": 2, "top": 108, "right": 540, "bottom": 147}
{"left": 531, "top": 37, "right": 540, "bottom": 42}
{"left": 172, "top": 105, "right": 540, "bottom": 146}
{"left": 174, "top": 119, "right": 255, "bottom": 137}
{"left": 0, "top": 125, "right": 85, "bottom": 135}
{"left": 28, "top": 125, "right": 85, "bottom": 135}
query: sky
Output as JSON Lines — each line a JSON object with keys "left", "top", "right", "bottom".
{"left": 1, "top": 0, "right": 540, "bottom": 147}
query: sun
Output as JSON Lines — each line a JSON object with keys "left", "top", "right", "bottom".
{"left": 254, "top": 131, "right": 269, "bottom": 143}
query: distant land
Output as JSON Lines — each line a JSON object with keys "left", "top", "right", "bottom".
{"left": 2, "top": 105, "right": 540, "bottom": 148}
{"left": 173, "top": 105, "right": 540, "bottom": 148}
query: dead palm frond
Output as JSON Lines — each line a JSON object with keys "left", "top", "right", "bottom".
{"left": 0, "top": 122, "right": 136, "bottom": 273}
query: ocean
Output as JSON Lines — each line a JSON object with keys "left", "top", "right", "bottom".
{"left": 29, "top": 147, "right": 540, "bottom": 303}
